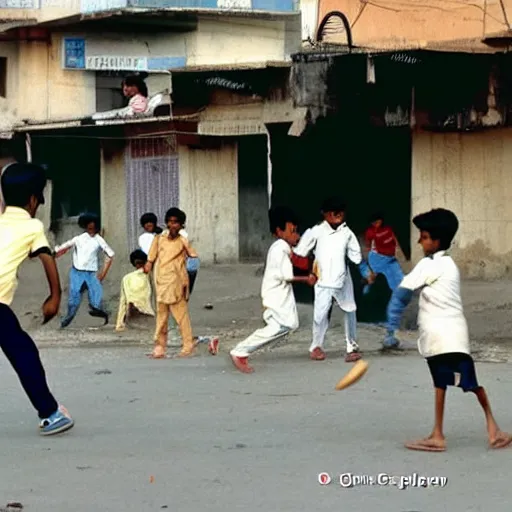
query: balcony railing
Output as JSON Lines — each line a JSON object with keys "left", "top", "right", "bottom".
{"left": 80, "top": 0, "right": 297, "bottom": 13}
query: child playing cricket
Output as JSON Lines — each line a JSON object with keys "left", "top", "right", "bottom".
{"left": 230, "top": 206, "right": 317, "bottom": 373}
{"left": 386, "top": 208, "right": 512, "bottom": 451}
{"left": 55, "top": 213, "right": 114, "bottom": 328}
{"left": 115, "top": 249, "right": 155, "bottom": 332}
{"left": 0, "top": 162, "right": 74, "bottom": 435}
{"left": 362, "top": 211, "right": 404, "bottom": 294}
{"left": 293, "top": 197, "right": 374, "bottom": 362}
{"left": 144, "top": 207, "right": 198, "bottom": 359}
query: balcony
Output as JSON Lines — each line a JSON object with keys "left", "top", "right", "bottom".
{"left": 80, "top": 0, "right": 298, "bottom": 14}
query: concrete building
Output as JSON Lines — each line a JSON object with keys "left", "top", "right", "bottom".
{"left": 0, "top": 1, "right": 304, "bottom": 280}
{"left": 291, "top": 45, "right": 512, "bottom": 283}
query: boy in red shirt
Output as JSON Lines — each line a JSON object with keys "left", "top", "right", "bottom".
{"left": 363, "top": 212, "right": 404, "bottom": 294}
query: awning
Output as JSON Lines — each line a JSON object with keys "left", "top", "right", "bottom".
{"left": 196, "top": 101, "right": 307, "bottom": 136}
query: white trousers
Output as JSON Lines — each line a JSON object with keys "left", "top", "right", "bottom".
{"left": 311, "top": 285, "right": 358, "bottom": 353}
{"left": 230, "top": 311, "right": 291, "bottom": 358}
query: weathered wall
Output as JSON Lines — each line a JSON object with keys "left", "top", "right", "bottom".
{"left": 318, "top": 0, "right": 512, "bottom": 47}
{"left": 178, "top": 142, "right": 238, "bottom": 264}
{"left": 14, "top": 35, "right": 95, "bottom": 122}
{"left": 188, "top": 16, "right": 300, "bottom": 66}
{"left": 412, "top": 128, "right": 512, "bottom": 278}
{"left": 100, "top": 145, "right": 128, "bottom": 282}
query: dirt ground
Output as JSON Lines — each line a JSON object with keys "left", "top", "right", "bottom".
{"left": 10, "top": 256, "right": 512, "bottom": 364}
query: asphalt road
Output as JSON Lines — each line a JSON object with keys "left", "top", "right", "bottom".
{"left": 1, "top": 345, "right": 511, "bottom": 512}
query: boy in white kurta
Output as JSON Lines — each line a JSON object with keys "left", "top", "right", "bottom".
{"left": 386, "top": 208, "right": 512, "bottom": 452}
{"left": 230, "top": 206, "right": 317, "bottom": 374}
{"left": 293, "top": 198, "right": 374, "bottom": 362}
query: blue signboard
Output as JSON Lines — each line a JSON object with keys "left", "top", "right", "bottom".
{"left": 63, "top": 38, "right": 86, "bottom": 70}
{"left": 147, "top": 56, "right": 187, "bottom": 70}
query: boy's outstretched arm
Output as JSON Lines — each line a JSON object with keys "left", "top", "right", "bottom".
{"left": 293, "top": 227, "right": 316, "bottom": 257}
{"left": 385, "top": 258, "right": 439, "bottom": 342}
{"left": 38, "top": 252, "right": 62, "bottom": 324}
{"left": 54, "top": 237, "right": 76, "bottom": 257}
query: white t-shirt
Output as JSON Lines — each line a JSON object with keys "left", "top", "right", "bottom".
{"left": 261, "top": 239, "right": 298, "bottom": 330}
{"left": 55, "top": 232, "right": 115, "bottom": 272}
{"left": 138, "top": 232, "right": 155, "bottom": 255}
{"left": 400, "top": 251, "right": 470, "bottom": 358}
{"left": 293, "top": 221, "right": 362, "bottom": 288}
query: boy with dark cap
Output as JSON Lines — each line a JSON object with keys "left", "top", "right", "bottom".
{"left": 386, "top": 208, "right": 512, "bottom": 451}
{"left": 0, "top": 162, "right": 74, "bottom": 435}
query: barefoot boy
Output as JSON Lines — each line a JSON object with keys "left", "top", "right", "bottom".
{"left": 115, "top": 249, "right": 155, "bottom": 332}
{"left": 230, "top": 206, "right": 317, "bottom": 373}
{"left": 386, "top": 208, "right": 511, "bottom": 451}
{"left": 144, "top": 207, "right": 198, "bottom": 359}
{"left": 0, "top": 162, "right": 74, "bottom": 435}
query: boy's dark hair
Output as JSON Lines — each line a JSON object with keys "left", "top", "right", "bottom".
{"left": 1, "top": 162, "right": 47, "bottom": 207}
{"left": 130, "top": 249, "right": 147, "bottom": 267}
{"left": 140, "top": 212, "right": 157, "bottom": 228}
{"left": 369, "top": 211, "right": 384, "bottom": 223}
{"left": 268, "top": 206, "right": 298, "bottom": 234}
{"left": 413, "top": 208, "right": 459, "bottom": 250}
{"left": 321, "top": 196, "right": 346, "bottom": 213}
{"left": 78, "top": 212, "right": 100, "bottom": 230}
{"left": 165, "top": 207, "right": 186, "bottom": 226}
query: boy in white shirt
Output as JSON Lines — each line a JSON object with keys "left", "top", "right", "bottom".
{"left": 55, "top": 213, "right": 114, "bottom": 328}
{"left": 293, "top": 197, "right": 374, "bottom": 363}
{"left": 230, "top": 206, "right": 317, "bottom": 373}
{"left": 138, "top": 212, "right": 163, "bottom": 256}
{"left": 386, "top": 208, "right": 511, "bottom": 451}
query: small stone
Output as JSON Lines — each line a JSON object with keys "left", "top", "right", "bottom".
{"left": 6, "top": 503, "right": 23, "bottom": 509}
{"left": 204, "top": 303, "right": 213, "bottom": 310}
{"left": 95, "top": 369, "right": 112, "bottom": 375}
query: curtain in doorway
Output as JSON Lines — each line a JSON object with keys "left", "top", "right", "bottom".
{"left": 125, "top": 138, "right": 179, "bottom": 251}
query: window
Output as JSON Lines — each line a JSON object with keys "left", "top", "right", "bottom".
{"left": 0, "top": 58, "right": 7, "bottom": 98}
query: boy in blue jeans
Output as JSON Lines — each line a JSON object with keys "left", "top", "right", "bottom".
{"left": 0, "top": 162, "right": 74, "bottom": 435}
{"left": 56, "top": 213, "right": 114, "bottom": 328}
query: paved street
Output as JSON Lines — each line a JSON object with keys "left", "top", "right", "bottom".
{"left": 1, "top": 346, "right": 511, "bottom": 512}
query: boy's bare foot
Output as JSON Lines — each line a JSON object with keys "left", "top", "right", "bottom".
{"left": 175, "top": 348, "right": 197, "bottom": 358}
{"left": 230, "top": 354, "right": 254, "bottom": 373}
{"left": 404, "top": 436, "right": 446, "bottom": 452}
{"left": 489, "top": 431, "right": 512, "bottom": 449}
{"left": 148, "top": 346, "right": 167, "bottom": 359}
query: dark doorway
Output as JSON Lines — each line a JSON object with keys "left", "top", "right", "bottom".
{"left": 31, "top": 136, "right": 101, "bottom": 223}
{"left": 238, "top": 135, "right": 273, "bottom": 262}
{"left": 268, "top": 120, "right": 412, "bottom": 322}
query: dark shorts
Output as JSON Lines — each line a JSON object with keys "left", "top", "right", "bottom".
{"left": 427, "top": 352, "right": 480, "bottom": 392}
